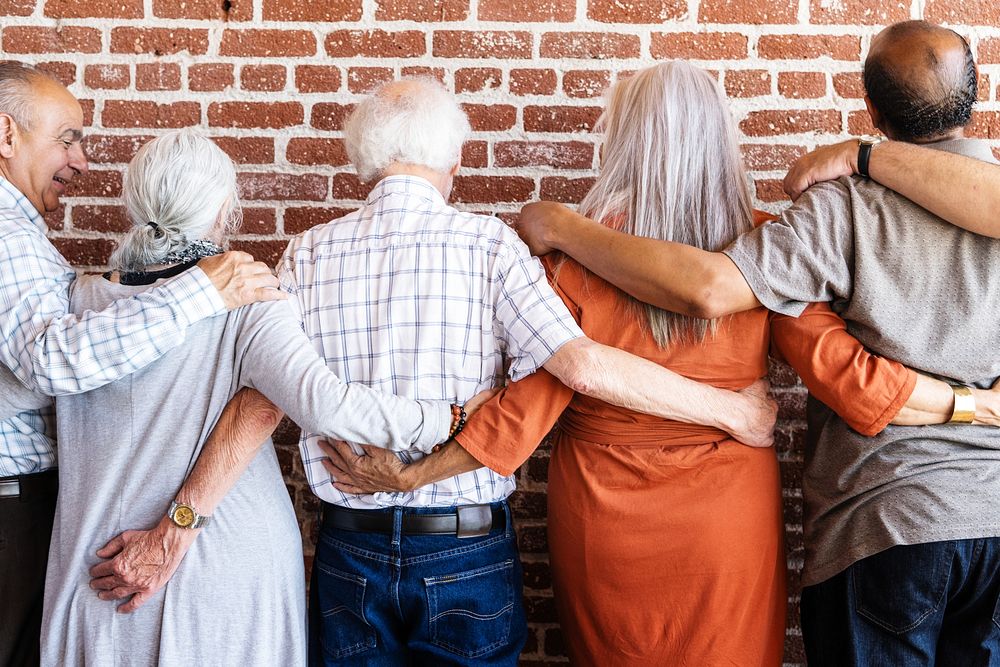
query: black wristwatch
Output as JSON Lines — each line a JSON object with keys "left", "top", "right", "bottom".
{"left": 857, "top": 135, "right": 883, "bottom": 178}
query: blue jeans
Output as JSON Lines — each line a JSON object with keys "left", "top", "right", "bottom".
{"left": 801, "top": 538, "right": 1000, "bottom": 666}
{"left": 308, "top": 501, "right": 526, "bottom": 666}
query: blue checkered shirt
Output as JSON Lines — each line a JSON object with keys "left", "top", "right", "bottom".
{"left": 0, "top": 176, "right": 227, "bottom": 476}
{"left": 279, "top": 175, "right": 584, "bottom": 508}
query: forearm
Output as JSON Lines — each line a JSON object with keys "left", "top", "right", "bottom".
{"left": 868, "top": 142, "right": 1000, "bottom": 238}
{"left": 544, "top": 208, "right": 758, "bottom": 318}
{"left": 398, "top": 441, "right": 484, "bottom": 490}
{"left": 174, "top": 389, "right": 283, "bottom": 513}
{"left": 894, "top": 374, "right": 1000, "bottom": 427}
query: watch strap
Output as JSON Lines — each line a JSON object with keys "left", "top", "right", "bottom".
{"left": 857, "top": 137, "right": 881, "bottom": 178}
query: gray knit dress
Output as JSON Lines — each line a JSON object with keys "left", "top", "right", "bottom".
{"left": 41, "top": 271, "right": 449, "bottom": 666}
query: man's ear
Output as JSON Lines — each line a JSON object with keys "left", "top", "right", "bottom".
{"left": 863, "top": 95, "right": 883, "bottom": 135}
{"left": 0, "top": 114, "right": 17, "bottom": 160}
{"left": 449, "top": 162, "right": 460, "bottom": 177}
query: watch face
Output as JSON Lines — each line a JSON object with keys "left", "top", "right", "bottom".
{"left": 173, "top": 505, "right": 196, "bottom": 527}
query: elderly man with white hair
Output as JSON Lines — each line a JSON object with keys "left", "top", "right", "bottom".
{"left": 279, "top": 77, "right": 778, "bottom": 665}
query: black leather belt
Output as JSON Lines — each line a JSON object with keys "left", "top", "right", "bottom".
{"left": 0, "top": 469, "right": 58, "bottom": 500}
{"left": 322, "top": 502, "right": 505, "bottom": 539}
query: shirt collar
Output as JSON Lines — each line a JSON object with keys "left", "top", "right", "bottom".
{"left": 0, "top": 175, "right": 46, "bottom": 233}
{"left": 365, "top": 174, "right": 447, "bottom": 208}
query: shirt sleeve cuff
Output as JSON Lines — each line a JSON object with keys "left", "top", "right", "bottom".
{"left": 855, "top": 369, "right": 918, "bottom": 437}
{"left": 410, "top": 400, "right": 452, "bottom": 454}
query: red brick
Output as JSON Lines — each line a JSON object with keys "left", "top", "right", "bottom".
{"left": 66, "top": 170, "right": 122, "bottom": 198}
{"left": 325, "top": 30, "right": 425, "bottom": 58}
{"left": 45, "top": 0, "right": 142, "bottom": 17}
{"left": 213, "top": 137, "right": 275, "bottom": 165}
{"left": 462, "top": 104, "right": 517, "bottom": 131}
{"left": 510, "top": 69, "right": 558, "bottom": 96}
{"left": 36, "top": 61, "right": 77, "bottom": 86}
{"left": 495, "top": 141, "right": 593, "bottom": 169}
{"left": 111, "top": 28, "right": 209, "bottom": 55}
{"left": 524, "top": 106, "right": 602, "bottom": 133}
{"left": 102, "top": 101, "right": 201, "bottom": 129}
{"left": 84, "top": 64, "right": 130, "bottom": 90}
{"left": 755, "top": 178, "right": 787, "bottom": 203}
{"left": 136, "top": 62, "right": 181, "bottom": 91}
{"left": 926, "top": 0, "right": 1000, "bottom": 25}
{"left": 651, "top": 32, "right": 747, "bottom": 60}
{"left": 540, "top": 32, "right": 640, "bottom": 59}
{"left": 739, "top": 110, "right": 842, "bottom": 136}
{"left": 286, "top": 138, "right": 349, "bottom": 166}
{"left": 758, "top": 34, "right": 860, "bottom": 61}
{"left": 462, "top": 141, "right": 488, "bottom": 168}
{"left": 452, "top": 176, "right": 534, "bottom": 203}
{"left": 402, "top": 66, "right": 446, "bottom": 82}
{"left": 376, "top": 0, "right": 468, "bottom": 21}
{"left": 0, "top": 0, "right": 33, "bottom": 15}
{"left": 52, "top": 238, "right": 115, "bottom": 267}
{"left": 588, "top": 0, "right": 683, "bottom": 23}
{"left": 778, "top": 71, "right": 826, "bottom": 99}
{"left": 79, "top": 99, "right": 95, "bottom": 127}
{"left": 241, "top": 64, "right": 286, "bottom": 92}
{"left": 833, "top": 72, "right": 864, "bottom": 99}
{"left": 295, "top": 65, "right": 341, "bottom": 93}
{"left": 228, "top": 240, "right": 288, "bottom": 267}
{"left": 153, "top": 0, "right": 252, "bottom": 20}
{"left": 562, "top": 70, "right": 610, "bottom": 99}
{"left": 809, "top": 0, "right": 907, "bottom": 24}
{"left": 725, "top": 69, "right": 770, "bottom": 97}
{"left": 479, "top": 0, "right": 574, "bottom": 21}
{"left": 220, "top": 30, "right": 316, "bottom": 57}
{"left": 969, "top": 111, "right": 1000, "bottom": 140}
{"left": 455, "top": 68, "right": 502, "bottom": 93}
{"left": 238, "top": 173, "right": 328, "bottom": 201}
{"left": 741, "top": 144, "right": 807, "bottom": 171}
{"left": 311, "top": 103, "right": 355, "bottom": 131}
{"left": 189, "top": 63, "right": 234, "bottom": 92}
{"left": 43, "top": 209, "right": 66, "bottom": 232}
{"left": 847, "top": 109, "right": 876, "bottom": 135}
{"left": 208, "top": 102, "right": 303, "bottom": 129}
{"left": 347, "top": 67, "right": 395, "bottom": 94}
{"left": 699, "top": 0, "right": 796, "bottom": 23}
{"left": 72, "top": 205, "right": 130, "bottom": 233}
{"left": 540, "top": 176, "right": 595, "bottom": 203}
{"left": 981, "top": 38, "right": 1000, "bottom": 65}
{"left": 978, "top": 73, "right": 990, "bottom": 103}
{"left": 284, "top": 207, "right": 351, "bottom": 235}
{"left": 433, "top": 31, "right": 532, "bottom": 59}
{"left": 83, "top": 135, "right": 154, "bottom": 164}
{"left": 332, "top": 173, "right": 373, "bottom": 200}
{"left": 3, "top": 26, "right": 101, "bottom": 54}
{"left": 264, "top": 0, "right": 360, "bottom": 20}
{"left": 240, "top": 208, "right": 277, "bottom": 235}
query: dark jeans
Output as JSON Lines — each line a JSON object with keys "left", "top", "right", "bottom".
{"left": 0, "top": 470, "right": 57, "bottom": 667}
{"left": 802, "top": 538, "right": 1000, "bottom": 667}
{"left": 308, "top": 501, "right": 526, "bottom": 667}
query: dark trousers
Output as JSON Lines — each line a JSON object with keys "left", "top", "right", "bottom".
{"left": 0, "top": 471, "right": 57, "bottom": 667}
{"left": 802, "top": 538, "right": 1000, "bottom": 667}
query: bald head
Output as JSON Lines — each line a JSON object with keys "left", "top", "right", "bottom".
{"left": 863, "top": 21, "right": 976, "bottom": 142}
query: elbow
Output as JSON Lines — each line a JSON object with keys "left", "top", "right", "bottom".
{"left": 684, "top": 270, "right": 735, "bottom": 320}
{"left": 555, "top": 340, "right": 602, "bottom": 395}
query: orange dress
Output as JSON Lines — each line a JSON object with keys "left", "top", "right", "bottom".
{"left": 455, "top": 231, "right": 915, "bottom": 666}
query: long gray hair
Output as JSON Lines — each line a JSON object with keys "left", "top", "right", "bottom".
{"left": 579, "top": 60, "right": 755, "bottom": 346}
{"left": 110, "top": 129, "right": 242, "bottom": 271}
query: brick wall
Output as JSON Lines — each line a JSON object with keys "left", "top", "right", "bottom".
{"left": 4, "top": 0, "right": 998, "bottom": 663}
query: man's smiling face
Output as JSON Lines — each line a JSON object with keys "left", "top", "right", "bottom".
{"left": 0, "top": 76, "right": 88, "bottom": 214}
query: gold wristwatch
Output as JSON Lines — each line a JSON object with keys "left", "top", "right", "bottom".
{"left": 167, "top": 500, "right": 211, "bottom": 529}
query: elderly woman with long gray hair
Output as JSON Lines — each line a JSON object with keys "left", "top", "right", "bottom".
{"left": 39, "top": 129, "right": 471, "bottom": 666}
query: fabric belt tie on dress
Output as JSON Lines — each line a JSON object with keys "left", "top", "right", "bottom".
{"left": 558, "top": 409, "right": 732, "bottom": 447}
{"left": 0, "top": 469, "right": 58, "bottom": 499}
{"left": 321, "top": 501, "right": 505, "bottom": 539}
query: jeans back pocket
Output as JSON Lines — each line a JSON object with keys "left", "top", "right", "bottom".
{"left": 424, "top": 559, "right": 516, "bottom": 659}
{"left": 314, "top": 561, "right": 378, "bottom": 659}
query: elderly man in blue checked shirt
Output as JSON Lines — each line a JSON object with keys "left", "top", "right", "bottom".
{"left": 0, "top": 61, "right": 285, "bottom": 665}
{"left": 277, "top": 76, "right": 778, "bottom": 666}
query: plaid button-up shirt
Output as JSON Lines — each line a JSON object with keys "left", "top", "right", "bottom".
{"left": 0, "top": 176, "right": 226, "bottom": 476}
{"left": 279, "top": 175, "right": 584, "bottom": 508}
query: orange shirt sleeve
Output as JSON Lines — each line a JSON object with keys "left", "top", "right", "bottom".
{"left": 769, "top": 302, "right": 917, "bottom": 437}
{"left": 455, "top": 254, "right": 581, "bottom": 476}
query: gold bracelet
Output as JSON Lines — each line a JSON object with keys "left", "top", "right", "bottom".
{"left": 949, "top": 385, "right": 976, "bottom": 424}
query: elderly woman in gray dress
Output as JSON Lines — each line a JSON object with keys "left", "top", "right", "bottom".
{"left": 40, "top": 129, "right": 464, "bottom": 666}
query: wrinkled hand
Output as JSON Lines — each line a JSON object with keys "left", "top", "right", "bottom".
{"left": 198, "top": 251, "right": 286, "bottom": 310}
{"left": 973, "top": 377, "right": 1000, "bottom": 427}
{"left": 729, "top": 378, "right": 778, "bottom": 448}
{"left": 514, "top": 202, "right": 573, "bottom": 256}
{"left": 320, "top": 440, "right": 413, "bottom": 495}
{"left": 782, "top": 139, "right": 859, "bottom": 201}
{"left": 89, "top": 517, "right": 199, "bottom": 613}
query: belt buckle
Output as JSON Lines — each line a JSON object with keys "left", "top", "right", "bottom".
{"left": 0, "top": 479, "right": 20, "bottom": 498}
{"left": 456, "top": 505, "right": 492, "bottom": 539}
